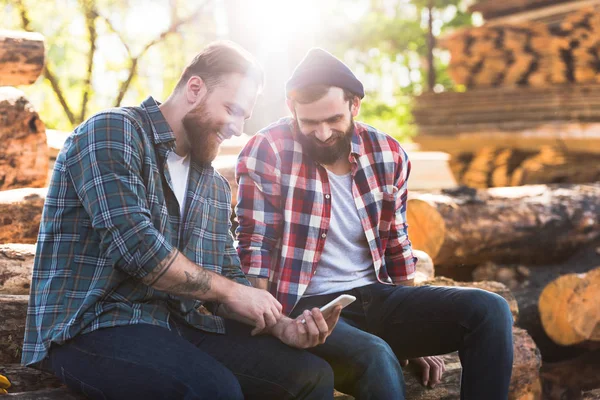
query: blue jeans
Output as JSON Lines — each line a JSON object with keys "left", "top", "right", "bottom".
{"left": 291, "top": 283, "right": 514, "bottom": 400}
{"left": 46, "top": 317, "right": 334, "bottom": 400}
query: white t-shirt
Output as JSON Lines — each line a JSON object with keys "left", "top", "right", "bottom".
{"left": 167, "top": 151, "right": 190, "bottom": 216}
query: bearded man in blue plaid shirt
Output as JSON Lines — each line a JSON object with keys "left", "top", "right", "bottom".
{"left": 22, "top": 41, "right": 342, "bottom": 400}
{"left": 236, "top": 48, "right": 515, "bottom": 400}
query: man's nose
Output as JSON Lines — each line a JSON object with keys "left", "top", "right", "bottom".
{"left": 228, "top": 120, "right": 243, "bottom": 137}
{"left": 314, "top": 124, "right": 332, "bottom": 142}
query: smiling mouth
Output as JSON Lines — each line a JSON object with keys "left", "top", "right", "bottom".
{"left": 216, "top": 132, "right": 228, "bottom": 143}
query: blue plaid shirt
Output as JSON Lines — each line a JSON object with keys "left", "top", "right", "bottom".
{"left": 22, "top": 97, "right": 249, "bottom": 368}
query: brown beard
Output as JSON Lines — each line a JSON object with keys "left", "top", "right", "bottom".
{"left": 181, "top": 100, "right": 222, "bottom": 165}
{"left": 296, "top": 120, "right": 354, "bottom": 165}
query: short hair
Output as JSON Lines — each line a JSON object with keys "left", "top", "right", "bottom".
{"left": 288, "top": 84, "right": 356, "bottom": 105}
{"left": 175, "top": 41, "right": 264, "bottom": 92}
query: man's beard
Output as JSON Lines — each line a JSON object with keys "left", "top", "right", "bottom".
{"left": 181, "top": 101, "right": 222, "bottom": 165}
{"left": 296, "top": 120, "right": 354, "bottom": 165}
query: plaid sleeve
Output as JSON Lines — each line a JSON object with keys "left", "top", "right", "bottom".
{"left": 385, "top": 146, "right": 417, "bottom": 282}
{"left": 235, "top": 134, "right": 282, "bottom": 279}
{"left": 65, "top": 112, "right": 174, "bottom": 280}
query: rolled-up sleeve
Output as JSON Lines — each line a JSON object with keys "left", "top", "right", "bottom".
{"left": 385, "top": 147, "right": 417, "bottom": 282}
{"left": 66, "top": 112, "right": 173, "bottom": 280}
{"left": 235, "top": 134, "right": 282, "bottom": 279}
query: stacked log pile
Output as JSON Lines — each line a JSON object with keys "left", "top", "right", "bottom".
{"left": 443, "top": 8, "right": 600, "bottom": 88}
{"left": 414, "top": 6, "right": 600, "bottom": 187}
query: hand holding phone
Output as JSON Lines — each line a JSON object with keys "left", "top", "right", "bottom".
{"left": 301, "top": 294, "right": 356, "bottom": 324}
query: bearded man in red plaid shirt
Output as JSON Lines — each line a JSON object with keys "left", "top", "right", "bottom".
{"left": 236, "top": 48, "right": 514, "bottom": 400}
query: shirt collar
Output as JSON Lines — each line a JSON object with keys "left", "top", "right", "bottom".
{"left": 140, "top": 96, "right": 176, "bottom": 145}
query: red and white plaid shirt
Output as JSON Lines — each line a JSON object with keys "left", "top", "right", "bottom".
{"left": 235, "top": 117, "right": 416, "bottom": 314}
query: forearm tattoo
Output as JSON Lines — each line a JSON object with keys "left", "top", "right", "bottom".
{"left": 143, "top": 249, "right": 179, "bottom": 286}
{"left": 166, "top": 269, "right": 212, "bottom": 295}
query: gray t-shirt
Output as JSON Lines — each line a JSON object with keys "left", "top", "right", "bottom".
{"left": 303, "top": 170, "right": 377, "bottom": 297}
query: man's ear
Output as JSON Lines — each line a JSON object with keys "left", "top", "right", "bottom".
{"left": 186, "top": 76, "right": 208, "bottom": 105}
{"left": 350, "top": 97, "right": 361, "bottom": 118}
{"left": 286, "top": 99, "right": 296, "bottom": 117}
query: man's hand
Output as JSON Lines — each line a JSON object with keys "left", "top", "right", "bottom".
{"left": 0, "top": 374, "right": 10, "bottom": 394}
{"left": 220, "top": 283, "right": 283, "bottom": 334}
{"left": 272, "top": 306, "right": 342, "bottom": 349}
{"left": 401, "top": 356, "right": 446, "bottom": 387}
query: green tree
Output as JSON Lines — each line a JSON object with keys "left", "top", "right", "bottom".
{"left": 325, "top": 0, "right": 475, "bottom": 142}
{"left": 1, "top": 0, "right": 216, "bottom": 130}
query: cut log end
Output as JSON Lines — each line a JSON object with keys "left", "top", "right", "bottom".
{"left": 539, "top": 267, "right": 600, "bottom": 346}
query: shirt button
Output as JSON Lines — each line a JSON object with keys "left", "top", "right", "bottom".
{"left": 325, "top": 194, "right": 330, "bottom": 199}
{"left": 321, "top": 233, "right": 327, "bottom": 239}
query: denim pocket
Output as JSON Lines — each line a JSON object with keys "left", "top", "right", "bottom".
{"left": 61, "top": 367, "right": 107, "bottom": 400}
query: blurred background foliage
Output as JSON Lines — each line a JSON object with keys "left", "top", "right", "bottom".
{"left": 0, "top": 0, "right": 479, "bottom": 142}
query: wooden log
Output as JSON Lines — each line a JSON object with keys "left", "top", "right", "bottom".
{"left": 413, "top": 249, "right": 434, "bottom": 284}
{"left": 0, "top": 365, "right": 62, "bottom": 393}
{"left": 0, "top": 30, "right": 45, "bottom": 86}
{"left": 0, "top": 188, "right": 47, "bottom": 244}
{"left": 584, "top": 389, "right": 600, "bottom": 400}
{"left": 0, "top": 244, "right": 35, "bottom": 295}
{"left": 0, "top": 87, "right": 48, "bottom": 190}
{"left": 0, "top": 295, "right": 28, "bottom": 364}
{"left": 540, "top": 350, "right": 600, "bottom": 400}
{"left": 538, "top": 267, "right": 600, "bottom": 346}
{"left": 418, "top": 277, "right": 520, "bottom": 322}
{"left": 407, "top": 184, "right": 600, "bottom": 268}
{"left": 5, "top": 388, "right": 83, "bottom": 399}
{"left": 512, "top": 241, "right": 600, "bottom": 363}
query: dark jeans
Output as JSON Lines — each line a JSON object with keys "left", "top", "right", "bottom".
{"left": 47, "top": 317, "right": 334, "bottom": 400}
{"left": 291, "top": 283, "right": 514, "bottom": 400}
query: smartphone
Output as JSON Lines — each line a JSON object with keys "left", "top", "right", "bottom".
{"left": 301, "top": 294, "right": 356, "bottom": 324}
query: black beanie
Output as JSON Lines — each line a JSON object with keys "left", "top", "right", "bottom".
{"left": 286, "top": 48, "right": 365, "bottom": 99}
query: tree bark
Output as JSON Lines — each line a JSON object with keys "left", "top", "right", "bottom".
{"left": 407, "top": 184, "right": 600, "bottom": 268}
{"left": 0, "top": 188, "right": 47, "bottom": 244}
{"left": 0, "top": 88, "right": 48, "bottom": 190}
{"left": 4, "top": 388, "right": 83, "bottom": 399}
{"left": 0, "top": 295, "right": 28, "bottom": 364}
{"left": 0, "top": 365, "right": 62, "bottom": 393}
{"left": 0, "top": 244, "right": 35, "bottom": 295}
{"left": 538, "top": 267, "right": 600, "bottom": 346}
{"left": 0, "top": 30, "right": 45, "bottom": 86}
{"left": 540, "top": 350, "right": 600, "bottom": 400}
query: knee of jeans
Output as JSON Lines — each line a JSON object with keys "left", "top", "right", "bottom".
{"left": 308, "top": 354, "right": 335, "bottom": 389}
{"left": 208, "top": 376, "right": 244, "bottom": 400}
{"left": 464, "top": 289, "right": 513, "bottom": 328}
{"left": 356, "top": 336, "right": 401, "bottom": 371}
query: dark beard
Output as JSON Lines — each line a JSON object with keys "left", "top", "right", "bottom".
{"left": 181, "top": 101, "right": 221, "bottom": 165}
{"left": 296, "top": 120, "right": 354, "bottom": 165}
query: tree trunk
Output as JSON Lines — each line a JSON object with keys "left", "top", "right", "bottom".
{"left": 0, "top": 30, "right": 45, "bottom": 86}
{"left": 540, "top": 350, "right": 600, "bottom": 400}
{"left": 0, "top": 188, "right": 46, "bottom": 244}
{"left": 418, "top": 277, "right": 519, "bottom": 323}
{"left": 0, "top": 244, "right": 35, "bottom": 295}
{"left": 539, "top": 267, "right": 600, "bottom": 346}
{"left": 0, "top": 295, "right": 28, "bottom": 364}
{"left": 0, "top": 88, "right": 48, "bottom": 190}
{"left": 407, "top": 184, "right": 600, "bottom": 268}
{"left": 0, "top": 365, "right": 62, "bottom": 393}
